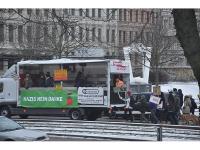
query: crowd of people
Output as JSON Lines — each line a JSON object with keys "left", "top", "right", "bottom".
{"left": 20, "top": 71, "right": 54, "bottom": 89}
{"left": 132, "top": 88, "right": 198, "bottom": 125}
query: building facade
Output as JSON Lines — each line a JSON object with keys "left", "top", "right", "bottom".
{"left": 0, "top": 8, "right": 196, "bottom": 82}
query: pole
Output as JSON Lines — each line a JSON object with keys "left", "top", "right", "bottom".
{"left": 157, "top": 126, "right": 162, "bottom": 141}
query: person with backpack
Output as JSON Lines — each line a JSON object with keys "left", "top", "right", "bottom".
{"left": 167, "top": 91, "right": 179, "bottom": 125}
{"left": 189, "top": 95, "right": 197, "bottom": 115}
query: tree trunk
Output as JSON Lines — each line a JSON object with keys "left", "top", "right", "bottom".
{"left": 172, "top": 9, "right": 200, "bottom": 88}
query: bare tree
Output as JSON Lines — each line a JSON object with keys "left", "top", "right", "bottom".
{"left": 131, "top": 9, "right": 182, "bottom": 84}
{"left": 172, "top": 9, "right": 200, "bottom": 88}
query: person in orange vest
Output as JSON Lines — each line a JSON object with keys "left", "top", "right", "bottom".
{"left": 115, "top": 78, "right": 124, "bottom": 88}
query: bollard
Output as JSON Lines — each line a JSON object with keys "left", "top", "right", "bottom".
{"left": 157, "top": 126, "right": 162, "bottom": 141}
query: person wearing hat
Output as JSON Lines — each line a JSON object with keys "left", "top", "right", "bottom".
{"left": 24, "top": 73, "right": 32, "bottom": 89}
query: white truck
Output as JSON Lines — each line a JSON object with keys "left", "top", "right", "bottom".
{"left": 0, "top": 58, "right": 130, "bottom": 121}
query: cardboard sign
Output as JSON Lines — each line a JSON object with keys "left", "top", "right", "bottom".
{"left": 153, "top": 85, "right": 161, "bottom": 96}
{"left": 78, "top": 87, "right": 104, "bottom": 105}
{"left": 149, "top": 95, "right": 161, "bottom": 105}
{"left": 54, "top": 69, "right": 68, "bottom": 81}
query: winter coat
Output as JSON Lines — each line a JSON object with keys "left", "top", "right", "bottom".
{"left": 167, "top": 93, "right": 176, "bottom": 112}
{"left": 182, "top": 97, "right": 192, "bottom": 114}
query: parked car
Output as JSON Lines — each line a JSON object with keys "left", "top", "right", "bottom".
{"left": 0, "top": 116, "right": 49, "bottom": 141}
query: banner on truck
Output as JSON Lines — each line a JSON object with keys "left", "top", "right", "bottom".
{"left": 78, "top": 87, "right": 104, "bottom": 105}
{"left": 20, "top": 89, "right": 78, "bottom": 108}
{"left": 110, "top": 60, "right": 129, "bottom": 74}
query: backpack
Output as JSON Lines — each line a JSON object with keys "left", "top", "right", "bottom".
{"left": 191, "top": 98, "right": 197, "bottom": 109}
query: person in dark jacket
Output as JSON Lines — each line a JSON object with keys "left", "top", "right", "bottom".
{"left": 167, "top": 92, "right": 179, "bottom": 125}
{"left": 38, "top": 72, "right": 46, "bottom": 87}
{"left": 45, "top": 72, "right": 54, "bottom": 87}
{"left": 148, "top": 95, "right": 159, "bottom": 124}
{"left": 178, "top": 89, "right": 184, "bottom": 109}
{"left": 189, "top": 95, "right": 197, "bottom": 115}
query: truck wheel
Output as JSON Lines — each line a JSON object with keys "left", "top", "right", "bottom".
{"left": 70, "top": 109, "right": 82, "bottom": 120}
{"left": 19, "top": 115, "right": 28, "bottom": 119}
{"left": 0, "top": 106, "right": 11, "bottom": 118}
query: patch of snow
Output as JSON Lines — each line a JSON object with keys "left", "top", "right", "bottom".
{"left": 159, "top": 82, "right": 199, "bottom": 99}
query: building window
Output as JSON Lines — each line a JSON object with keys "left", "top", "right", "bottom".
{"left": 64, "top": 9, "right": 68, "bottom": 15}
{"left": 71, "top": 9, "right": 75, "bottom": 15}
{"left": 35, "top": 25, "right": 41, "bottom": 44}
{"left": 124, "top": 9, "right": 127, "bottom": 21}
{"left": 119, "top": 9, "right": 122, "bottom": 21}
{"left": 8, "top": 9, "right": 13, "bottom": 14}
{"left": 44, "top": 9, "right": 49, "bottom": 18}
{"left": 119, "top": 30, "right": 122, "bottom": 44}
{"left": 129, "top": 31, "right": 133, "bottom": 44}
{"left": 112, "top": 9, "right": 115, "bottom": 20}
{"left": 141, "top": 11, "right": 144, "bottom": 23}
{"left": 52, "top": 27, "right": 56, "bottom": 44}
{"left": 0, "top": 82, "right": 3, "bottom": 92}
{"left": 52, "top": 9, "right": 56, "bottom": 17}
{"left": 123, "top": 31, "right": 126, "bottom": 43}
{"left": 79, "top": 27, "right": 83, "bottom": 41}
{"left": 27, "top": 26, "right": 32, "bottom": 43}
{"left": 111, "top": 29, "right": 115, "bottom": 43}
{"left": 86, "top": 28, "right": 89, "bottom": 42}
{"left": 43, "top": 26, "right": 48, "bottom": 43}
{"left": 36, "top": 9, "right": 40, "bottom": 16}
{"left": 18, "top": 9, "right": 23, "bottom": 15}
{"left": 27, "top": 9, "right": 32, "bottom": 16}
{"left": 98, "top": 28, "right": 101, "bottom": 42}
{"left": 106, "top": 9, "right": 110, "bottom": 20}
{"left": 79, "top": 9, "right": 82, "bottom": 16}
{"left": 18, "top": 25, "right": 23, "bottom": 44}
{"left": 130, "top": 10, "right": 132, "bottom": 22}
{"left": 92, "top": 27, "right": 95, "bottom": 42}
{"left": 86, "top": 9, "right": 89, "bottom": 17}
{"left": 147, "top": 11, "right": 150, "bottom": 23}
{"left": 106, "top": 29, "right": 110, "bottom": 43}
{"left": 0, "top": 24, "right": 4, "bottom": 42}
{"left": 65, "top": 28, "right": 69, "bottom": 41}
{"left": 9, "top": 24, "right": 14, "bottom": 42}
{"left": 92, "top": 9, "right": 95, "bottom": 18}
{"left": 98, "top": 9, "right": 101, "bottom": 18}
{"left": 71, "top": 27, "right": 75, "bottom": 40}
{"left": 151, "top": 12, "right": 155, "bottom": 24}
{"left": 135, "top": 10, "right": 138, "bottom": 22}
{"left": 0, "top": 60, "right": 3, "bottom": 71}
{"left": 135, "top": 52, "right": 139, "bottom": 65}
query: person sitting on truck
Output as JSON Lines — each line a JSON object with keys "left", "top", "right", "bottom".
{"left": 24, "top": 74, "right": 32, "bottom": 89}
{"left": 38, "top": 72, "right": 46, "bottom": 87}
{"left": 75, "top": 71, "right": 85, "bottom": 87}
{"left": 45, "top": 72, "right": 54, "bottom": 87}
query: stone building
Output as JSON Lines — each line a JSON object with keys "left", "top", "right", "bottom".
{"left": 0, "top": 8, "right": 196, "bottom": 82}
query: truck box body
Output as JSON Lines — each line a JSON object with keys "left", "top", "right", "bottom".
{"left": 0, "top": 58, "right": 130, "bottom": 120}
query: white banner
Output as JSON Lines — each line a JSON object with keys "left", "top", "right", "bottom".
{"left": 78, "top": 87, "right": 104, "bottom": 105}
{"left": 149, "top": 95, "right": 161, "bottom": 105}
{"left": 110, "top": 60, "right": 129, "bottom": 74}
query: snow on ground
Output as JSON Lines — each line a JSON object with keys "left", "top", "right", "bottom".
{"left": 159, "top": 82, "right": 199, "bottom": 99}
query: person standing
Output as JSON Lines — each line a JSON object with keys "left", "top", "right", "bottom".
{"left": 24, "top": 74, "right": 32, "bottom": 89}
{"left": 189, "top": 95, "right": 197, "bottom": 115}
{"left": 148, "top": 95, "right": 160, "bottom": 124}
{"left": 167, "top": 92, "right": 179, "bottom": 125}
{"left": 178, "top": 89, "right": 184, "bottom": 109}
{"left": 45, "top": 72, "right": 54, "bottom": 87}
{"left": 182, "top": 95, "right": 192, "bottom": 114}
